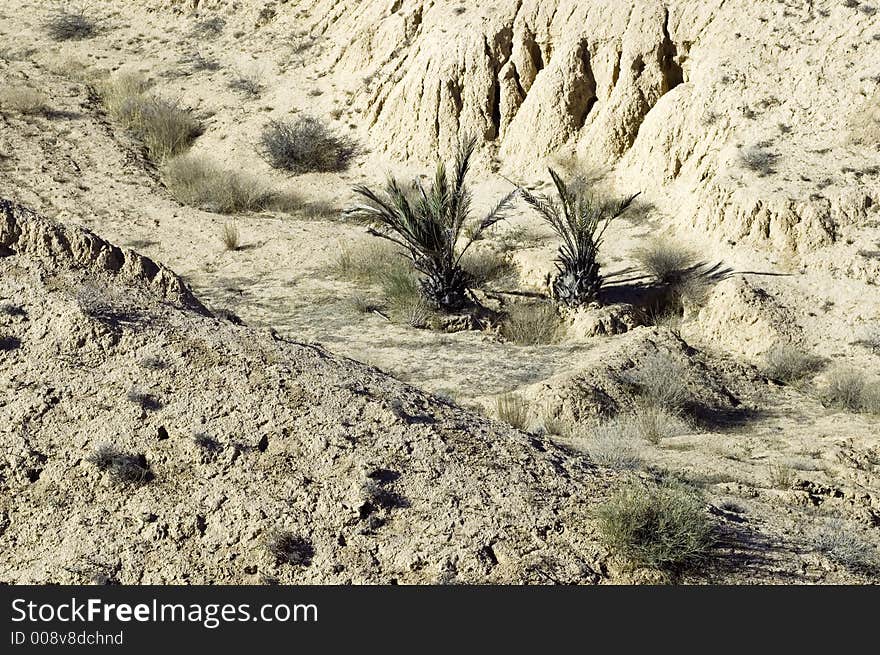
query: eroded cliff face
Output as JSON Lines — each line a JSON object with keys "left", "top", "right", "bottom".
{"left": 153, "top": 0, "right": 880, "bottom": 264}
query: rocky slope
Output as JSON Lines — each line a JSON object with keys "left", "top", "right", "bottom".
{"left": 0, "top": 200, "right": 622, "bottom": 584}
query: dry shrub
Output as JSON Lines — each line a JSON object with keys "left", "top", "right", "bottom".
{"left": 100, "top": 74, "right": 201, "bottom": 162}
{"left": 631, "top": 237, "right": 697, "bottom": 284}
{"left": 807, "top": 518, "right": 879, "bottom": 574}
{"left": 221, "top": 222, "right": 240, "bottom": 251}
{"left": 596, "top": 479, "right": 713, "bottom": 572}
{"left": 763, "top": 343, "right": 824, "bottom": 385}
{"left": 162, "top": 153, "right": 284, "bottom": 214}
{"left": 495, "top": 393, "right": 529, "bottom": 430}
{"left": 581, "top": 420, "right": 644, "bottom": 470}
{"left": 87, "top": 444, "right": 151, "bottom": 484}
{"left": 500, "top": 303, "right": 561, "bottom": 345}
{"left": 0, "top": 87, "right": 48, "bottom": 115}
{"left": 44, "top": 7, "right": 97, "bottom": 41}
{"left": 259, "top": 115, "right": 356, "bottom": 173}
{"left": 822, "top": 368, "right": 880, "bottom": 414}
{"left": 460, "top": 248, "right": 518, "bottom": 288}
{"left": 624, "top": 352, "right": 691, "bottom": 411}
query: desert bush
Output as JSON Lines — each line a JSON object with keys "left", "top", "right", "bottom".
{"left": 100, "top": 74, "right": 201, "bottom": 162}
{"left": 582, "top": 420, "right": 644, "bottom": 470}
{"left": 763, "top": 343, "right": 824, "bottom": 384}
{"left": 179, "top": 52, "right": 221, "bottom": 73}
{"left": 767, "top": 463, "right": 795, "bottom": 489}
{"left": 822, "top": 368, "right": 880, "bottom": 414}
{"left": 500, "top": 302, "right": 561, "bottom": 345}
{"left": 739, "top": 145, "right": 778, "bottom": 176}
{"left": 624, "top": 352, "right": 691, "bottom": 411}
{"left": 348, "top": 137, "right": 516, "bottom": 311}
{"left": 162, "top": 153, "right": 276, "bottom": 214}
{"left": 44, "top": 7, "right": 97, "bottom": 41}
{"left": 519, "top": 169, "right": 638, "bottom": 307}
{"left": 596, "top": 479, "right": 713, "bottom": 572}
{"left": 0, "top": 87, "right": 48, "bottom": 115}
{"left": 459, "top": 248, "right": 517, "bottom": 288}
{"left": 265, "top": 531, "right": 313, "bottom": 566}
{"left": 808, "top": 518, "right": 879, "bottom": 574}
{"left": 631, "top": 237, "right": 697, "bottom": 285}
{"left": 333, "top": 242, "right": 400, "bottom": 283}
{"left": 228, "top": 70, "right": 263, "bottom": 97}
{"left": 87, "top": 444, "right": 151, "bottom": 484}
{"left": 495, "top": 393, "right": 529, "bottom": 430}
{"left": 191, "top": 17, "right": 226, "bottom": 36}
{"left": 126, "top": 386, "right": 161, "bottom": 411}
{"left": 221, "top": 222, "right": 240, "bottom": 251}
{"left": 259, "top": 115, "right": 356, "bottom": 173}
{"left": 628, "top": 402, "right": 691, "bottom": 444}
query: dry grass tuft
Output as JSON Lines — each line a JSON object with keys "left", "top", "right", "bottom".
{"left": 822, "top": 368, "right": 880, "bottom": 414}
{"left": 631, "top": 237, "right": 697, "bottom": 284}
{"left": 495, "top": 393, "right": 529, "bottom": 430}
{"left": 0, "top": 87, "right": 48, "bottom": 115}
{"left": 500, "top": 303, "right": 561, "bottom": 345}
{"left": 221, "top": 222, "right": 240, "bottom": 251}
{"left": 99, "top": 74, "right": 201, "bottom": 162}
{"left": 763, "top": 343, "right": 824, "bottom": 385}
{"left": 596, "top": 479, "right": 713, "bottom": 573}
{"left": 259, "top": 115, "right": 356, "bottom": 173}
{"left": 162, "top": 153, "right": 290, "bottom": 214}
{"left": 44, "top": 7, "right": 98, "bottom": 41}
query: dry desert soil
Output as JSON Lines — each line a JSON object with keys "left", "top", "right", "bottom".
{"left": 0, "top": 0, "right": 879, "bottom": 584}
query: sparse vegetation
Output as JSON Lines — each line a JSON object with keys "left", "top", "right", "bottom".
{"left": 631, "top": 237, "right": 697, "bottom": 285}
{"left": 265, "top": 531, "right": 314, "bottom": 567}
{"left": 347, "top": 137, "right": 516, "bottom": 311}
{"left": 44, "top": 7, "right": 97, "bottom": 41}
{"left": 822, "top": 368, "right": 880, "bottom": 414}
{"left": 763, "top": 343, "right": 824, "bottom": 385}
{"left": 162, "top": 153, "right": 287, "bottom": 214}
{"left": 259, "top": 115, "right": 356, "bottom": 173}
{"left": 222, "top": 222, "right": 241, "bottom": 251}
{"left": 0, "top": 87, "right": 48, "bottom": 115}
{"left": 228, "top": 70, "right": 264, "bottom": 97}
{"left": 596, "top": 479, "right": 713, "bottom": 573}
{"left": 495, "top": 393, "right": 529, "bottom": 430}
{"left": 768, "top": 463, "right": 795, "bottom": 488}
{"left": 627, "top": 403, "right": 692, "bottom": 444}
{"left": 87, "top": 444, "right": 151, "bottom": 484}
{"left": 460, "top": 249, "right": 517, "bottom": 288}
{"left": 739, "top": 145, "right": 779, "bottom": 176}
{"left": 624, "top": 353, "right": 691, "bottom": 411}
{"left": 500, "top": 302, "right": 561, "bottom": 345}
{"left": 519, "top": 169, "right": 638, "bottom": 307}
{"left": 582, "top": 420, "right": 644, "bottom": 469}
{"left": 99, "top": 74, "right": 201, "bottom": 162}
{"left": 808, "top": 518, "right": 879, "bottom": 574}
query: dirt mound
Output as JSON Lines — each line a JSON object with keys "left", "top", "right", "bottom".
{"left": 0, "top": 201, "right": 618, "bottom": 584}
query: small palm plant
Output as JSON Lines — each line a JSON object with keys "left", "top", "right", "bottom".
{"left": 347, "top": 137, "right": 516, "bottom": 311}
{"left": 520, "top": 170, "right": 638, "bottom": 308}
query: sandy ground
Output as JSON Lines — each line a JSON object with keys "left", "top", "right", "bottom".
{"left": 0, "top": 1, "right": 878, "bottom": 582}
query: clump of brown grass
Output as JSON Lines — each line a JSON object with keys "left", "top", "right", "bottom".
{"left": 632, "top": 237, "right": 697, "bottom": 284}
{"left": 221, "top": 222, "right": 240, "bottom": 251}
{"left": 763, "top": 343, "right": 824, "bottom": 385}
{"left": 162, "top": 153, "right": 292, "bottom": 214}
{"left": 822, "top": 368, "right": 880, "bottom": 414}
{"left": 0, "top": 87, "right": 48, "bottom": 115}
{"left": 500, "top": 303, "right": 561, "bottom": 345}
{"left": 99, "top": 73, "right": 201, "bottom": 162}
{"left": 495, "top": 393, "right": 529, "bottom": 430}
